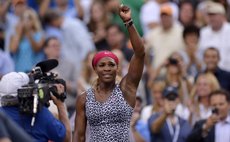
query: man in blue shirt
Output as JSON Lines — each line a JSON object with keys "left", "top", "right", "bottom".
{"left": 0, "top": 72, "right": 71, "bottom": 142}
{"left": 148, "top": 86, "right": 191, "bottom": 142}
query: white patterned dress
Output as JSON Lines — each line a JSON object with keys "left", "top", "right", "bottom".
{"left": 85, "top": 84, "right": 133, "bottom": 142}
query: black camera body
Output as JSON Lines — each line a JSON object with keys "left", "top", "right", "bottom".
{"left": 17, "top": 60, "right": 66, "bottom": 117}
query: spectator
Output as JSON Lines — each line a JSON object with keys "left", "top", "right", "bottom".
{"left": 145, "top": 4, "right": 184, "bottom": 70}
{"left": 199, "top": 1, "right": 230, "bottom": 71}
{"left": 141, "top": 81, "right": 165, "bottom": 122}
{"left": 149, "top": 53, "right": 192, "bottom": 110}
{"left": 0, "top": 28, "right": 14, "bottom": 77}
{"left": 131, "top": 97, "right": 150, "bottom": 142}
{"left": 87, "top": 0, "right": 110, "bottom": 51}
{"left": 111, "top": 49, "right": 129, "bottom": 78}
{"left": 178, "top": 1, "right": 196, "bottom": 27}
{"left": 180, "top": 24, "right": 202, "bottom": 79}
{"left": 0, "top": 72, "right": 71, "bottom": 142}
{"left": 187, "top": 89, "right": 230, "bottom": 142}
{"left": 140, "top": 0, "right": 179, "bottom": 34}
{"left": 189, "top": 73, "right": 220, "bottom": 125}
{"left": 202, "top": 47, "right": 230, "bottom": 92}
{"left": 43, "top": 37, "right": 78, "bottom": 115}
{"left": 10, "top": 8, "right": 45, "bottom": 72}
{"left": 39, "top": 0, "right": 83, "bottom": 19}
{"left": 106, "top": 24, "right": 133, "bottom": 62}
{"left": 43, "top": 9, "right": 95, "bottom": 79}
{"left": 77, "top": 51, "right": 97, "bottom": 95}
{"left": 2, "top": 0, "right": 27, "bottom": 52}
{"left": 148, "top": 86, "right": 191, "bottom": 142}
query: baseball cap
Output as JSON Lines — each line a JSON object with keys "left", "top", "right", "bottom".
{"left": 160, "top": 4, "right": 173, "bottom": 16}
{"left": 206, "top": 2, "right": 225, "bottom": 15}
{"left": 0, "top": 72, "right": 29, "bottom": 98}
{"left": 163, "top": 86, "right": 178, "bottom": 100}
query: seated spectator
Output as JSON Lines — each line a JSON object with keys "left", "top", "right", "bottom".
{"left": 187, "top": 90, "right": 230, "bottom": 142}
{"left": 148, "top": 86, "right": 191, "bottom": 142}
{"left": 202, "top": 47, "right": 230, "bottom": 92}
{"left": 189, "top": 73, "right": 220, "bottom": 125}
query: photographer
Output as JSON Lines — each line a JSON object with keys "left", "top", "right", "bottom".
{"left": 148, "top": 86, "right": 191, "bottom": 142}
{"left": 0, "top": 72, "right": 71, "bottom": 142}
{"left": 187, "top": 90, "right": 230, "bottom": 142}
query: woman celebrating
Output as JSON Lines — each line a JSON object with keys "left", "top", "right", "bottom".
{"left": 74, "top": 5, "right": 145, "bottom": 142}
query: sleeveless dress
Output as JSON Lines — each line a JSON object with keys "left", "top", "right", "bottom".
{"left": 85, "top": 84, "right": 133, "bottom": 142}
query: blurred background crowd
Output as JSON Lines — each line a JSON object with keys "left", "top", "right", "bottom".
{"left": 1, "top": 0, "right": 230, "bottom": 141}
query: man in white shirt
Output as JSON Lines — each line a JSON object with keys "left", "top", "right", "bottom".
{"left": 145, "top": 4, "right": 184, "bottom": 69}
{"left": 140, "top": 0, "right": 179, "bottom": 35}
{"left": 199, "top": 2, "right": 230, "bottom": 71}
{"left": 187, "top": 89, "right": 230, "bottom": 142}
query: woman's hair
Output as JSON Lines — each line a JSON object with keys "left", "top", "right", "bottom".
{"left": 81, "top": 51, "right": 97, "bottom": 84}
{"left": 43, "top": 36, "right": 59, "bottom": 48}
{"left": 190, "top": 73, "right": 220, "bottom": 100}
{"left": 183, "top": 24, "right": 200, "bottom": 39}
{"left": 23, "top": 8, "right": 42, "bottom": 32}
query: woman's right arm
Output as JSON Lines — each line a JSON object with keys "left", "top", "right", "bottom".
{"left": 73, "top": 93, "right": 87, "bottom": 142}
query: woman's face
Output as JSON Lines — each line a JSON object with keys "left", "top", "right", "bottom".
{"left": 180, "top": 3, "right": 194, "bottom": 25}
{"left": 167, "top": 64, "right": 179, "bottom": 74}
{"left": 196, "top": 76, "right": 211, "bottom": 97}
{"left": 91, "top": 3, "right": 104, "bottom": 22}
{"left": 95, "top": 57, "right": 118, "bottom": 83}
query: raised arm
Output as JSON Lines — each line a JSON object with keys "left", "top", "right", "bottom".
{"left": 119, "top": 5, "right": 145, "bottom": 107}
{"left": 73, "top": 93, "right": 87, "bottom": 142}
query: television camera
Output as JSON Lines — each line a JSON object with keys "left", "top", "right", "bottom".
{"left": 17, "top": 59, "right": 66, "bottom": 126}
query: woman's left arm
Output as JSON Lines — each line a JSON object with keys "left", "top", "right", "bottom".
{"left": 119, "top": 5, "right": 145, "bottom": 107}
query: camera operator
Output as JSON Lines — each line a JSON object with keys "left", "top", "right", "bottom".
{"left": 0, "top": 72, "right": 71, "bottom": 142}
{"left": 187, "top": 89, "right": 230, "bottom": 142}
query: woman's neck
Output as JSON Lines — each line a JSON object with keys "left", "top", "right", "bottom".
{"left": 200, "top": 96, "right": 209, "bottom": 108}
{"left": 97, "top": 81, "right": 116, "bottom": 93}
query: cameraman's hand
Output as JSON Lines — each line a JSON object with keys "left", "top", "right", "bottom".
{"left": 51, "top": 84, "right": 65, "bottom": 105}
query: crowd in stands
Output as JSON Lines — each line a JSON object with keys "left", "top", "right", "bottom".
{"left": 1, "top": 0, "right": 230, "bottom": 141}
